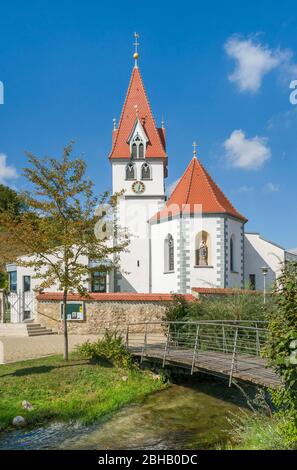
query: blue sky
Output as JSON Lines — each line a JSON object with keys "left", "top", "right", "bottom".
{"left": 0, "top": 0, "right": 296, "bottom": 249}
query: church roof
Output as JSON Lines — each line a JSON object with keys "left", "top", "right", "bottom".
{"left": 151, "top": 157, "right": 247, "bottom": 222}
{"left": 109, "top": 66, "right": 166, "bottom": 159}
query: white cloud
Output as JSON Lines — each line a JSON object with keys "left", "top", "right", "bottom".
{"left": 224, "top": 36, "right": 292, "bottom": 93}
{"left": 223, "top": 130, "right": 271, "bottom": 170}
{"left": 0, "top": 154, "right": 18, "bottom": 185}
{"left": 289, "top": 248, "right": 297, "bottom": 254}
{"left": 267, "top": 107, "right": 297, "bottom": 130}
{"left": 264, "top": 182, "right": 280, "bottom": 193}
{"left": 235, "top": 186, "right": 254, "bottom": 193}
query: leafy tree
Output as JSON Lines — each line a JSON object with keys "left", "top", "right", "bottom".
{"left": 0, "top": 184, "right": 27, "bottom": 286}
{"left": 0, "top": 143, "right": 129, "bottom": 360}
{"left": 0, "top": 183, "right": 25, "bottom": 216}
{"left": 265, "top": 261, "right": 297, "bottom": 441}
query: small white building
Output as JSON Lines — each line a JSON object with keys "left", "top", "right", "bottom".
{"left": 244, "top": 233, "right": 297, "bottom": 291}
{"left": 4, "top": 52, "right": 297, "bottom": 321}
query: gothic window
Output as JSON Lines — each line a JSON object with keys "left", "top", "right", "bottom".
{"left": 230, "top": 235, "right": 236, "bottom": 271}
{"left": 141, "top": 162, "right": 151, "bottom": 180}
{"left": 164, "top": 234, "right": 174, "bottom": 272}
{"left": 126, "top": 162, "right": 135, "bottom": 180}
{"left": 139, "top": 143, "right": 144, "bottom": 159}
{"left": 195, "top": 231, "right": 211, "bottom": 266}
{"left": 131, "top": 143, "right": 137, "bottom": 159}
{"left": 130, "top": 133, "right": 146, "bottom": 159}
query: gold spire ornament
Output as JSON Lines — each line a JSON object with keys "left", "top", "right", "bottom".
{"left": 133, "top": 32, "right": 140, "bottom": 65}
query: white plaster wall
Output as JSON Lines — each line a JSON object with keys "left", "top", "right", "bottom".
{"left": 111, "top": 160, "right": 165, "bottom": 196}
{"left": 244, "top": 233, "right": 285, "bottom": 291}
{"left": 150, "top": 218, "right": 179, "bottom": 293}
{"left": 7, "top": 252, "right": 89, "bottom": 296}
{"left": 189, "top": 216, "right": 220, "bottom": 288}
{"left": 150, "top": 215, "right": 228, "bottom": 292}
{"left": 116, "top": 196, "right": 164, "bottom": 292}
{"left": 112, "top": 158, "right": 165, "bottom": 293}
{"left": 226, "top": 218, "right": 244, "bottom": 288}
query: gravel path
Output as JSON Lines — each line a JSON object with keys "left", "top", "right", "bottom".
{"left": 0, "top": 335, "right": 102, "bottom": 364}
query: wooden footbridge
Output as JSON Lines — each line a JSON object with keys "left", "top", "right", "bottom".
{"left": 125, "top": 320, "right": 281, "bottom": 388}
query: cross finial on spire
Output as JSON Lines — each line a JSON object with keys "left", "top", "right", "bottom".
{"left": 133, "top": 32, "right": 140, "bottom": 67}
{"left": 193, "top": 141, "right": 198, "bottom": 158}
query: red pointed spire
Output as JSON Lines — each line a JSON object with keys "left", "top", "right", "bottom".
{"left": 109, "top": 67, "right": 166, "bottom": 159}
{"left": 151, "top": 157, "right": 247, "bottom": 222}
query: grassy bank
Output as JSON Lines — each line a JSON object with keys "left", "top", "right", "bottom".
{"left": 0, "top": 354, "right": 166, "bottom": 431}
{"left": 225, "top": 412, "right": 297, "bottom": 450}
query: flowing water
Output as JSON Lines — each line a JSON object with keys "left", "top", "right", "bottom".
{"left": 0, "top": 380, "right": 250, "bottom": 450}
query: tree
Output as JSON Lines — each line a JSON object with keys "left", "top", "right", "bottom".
{"left": 265, "top": 261, "right": 297, "bottom": 437}
{"left": 0, "top": 143, "right": 129, "bottom": 360}
{"left": 0, "top": 184, "right": 27, "bottom": 287}
{"left": 0, "top": 183, "right": 25, "bottom": 216}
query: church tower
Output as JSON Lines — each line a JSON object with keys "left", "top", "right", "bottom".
{"left": 109, "top": 34, "right": 167, "bottom": 292}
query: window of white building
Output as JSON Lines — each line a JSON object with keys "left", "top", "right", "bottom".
{"left": 230, "top": 235, "right": 236, "bottom": 272}
{"left": 164, "top": 234, "right": 174, "bottom": 272}
{"left": 141, "top": 162, "right": 151, "bottom": 180}
{"left": 126, "top": 162, "right": 135, "bottom": 180}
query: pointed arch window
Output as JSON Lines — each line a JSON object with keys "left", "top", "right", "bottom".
{"left": 195, "top": 231, "right": 211, "bottom": 266}
{"left": 131, "top": 143, "right": 137, "bottom": 159}
{"left": 139, "top": 143, "right": 144, "bottom": 159}
{"left": 126, "top": 162, "right": 135, "bottom": 180}
{"left": 130, "top": 133, "right": 146, "bottom": 159}
{"left": 230, "top": 235, "right": 236, "bottom": 272}
{"left": 141, "top": 162, "right": 151, "bottom": 180}
{"left": 164, "top": 234, "right": 174, "bottom": 272}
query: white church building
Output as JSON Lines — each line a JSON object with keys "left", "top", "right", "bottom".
{"left": 6, "top": 51, "right": 297, "bottom": 309}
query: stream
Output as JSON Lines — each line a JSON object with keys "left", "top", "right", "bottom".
{"left": 0, "top": 379, "right": 251, "bottom": 450}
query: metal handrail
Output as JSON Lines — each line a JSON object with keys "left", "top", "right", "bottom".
{"left": 126, "top": 319, "right": 269, "bottom": 387}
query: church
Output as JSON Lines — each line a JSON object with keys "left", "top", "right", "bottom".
{"left": 6, "top": 43, "right": 297, "bottom": 306}
{"left": 107, "top": 46, "right": 296, "bottom": 295}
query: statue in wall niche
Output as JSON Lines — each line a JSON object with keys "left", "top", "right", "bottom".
{"left": 199, "top": 240, "right": 208, "bottom": 266}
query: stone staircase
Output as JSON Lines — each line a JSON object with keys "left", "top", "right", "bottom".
{"left": 26, "top": 323, "right": 57, "bottom": 337}
{"left": 0, "top": 323, "right": 57, "bottom": 337}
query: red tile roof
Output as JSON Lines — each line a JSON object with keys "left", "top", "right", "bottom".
{"left": 36, "top": 292, "right": 194, "bottom": 302}
{"left": 192, "top": 287, "right": 260, "bottom": 295}
{"left": 151, "top": 157, "right": 247, "bottom": 222}
{"left": 109, "top": 66, "right": 166, "bottom": 159}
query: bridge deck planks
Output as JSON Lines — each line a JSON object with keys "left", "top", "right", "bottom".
{"left": 129, "top": 345, "right": 281, "bottom": 388}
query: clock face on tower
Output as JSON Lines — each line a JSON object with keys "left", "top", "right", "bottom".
{"left": 132, "top": 180, "right": 145, "bottom": 194}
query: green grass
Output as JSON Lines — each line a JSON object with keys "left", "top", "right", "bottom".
{"left": 225, "top": 412, "right": 297, "bottom": 450}
{"left": 0, "top": 354, "right": 167, "bottom": 431}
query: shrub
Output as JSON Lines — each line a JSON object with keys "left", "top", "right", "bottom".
{"left": 265, "top": 261, "right": 297, "bottom": 421}
{"left": 76, "top": 330, "right": 133, "bottom": 369}
{"left": 164, "top": 292, "right": 270, "bottom": 323}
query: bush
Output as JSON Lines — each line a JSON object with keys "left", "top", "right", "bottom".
{"left": 265, "top": 261, "right": 297, "bottom": 421}
{"left": 76, "top": 330, "right": 133, "bottom": 369}
{"left": 164, "top": 292, "right": 270, "bottom": 323}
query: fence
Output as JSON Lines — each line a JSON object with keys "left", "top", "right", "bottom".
{"left": 3, "top": 291, "right": 35, "bottom": 323}
{"left": 126, "top": 320, "right": 271, "bottom": 386}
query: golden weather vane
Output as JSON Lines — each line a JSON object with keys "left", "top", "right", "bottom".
{"left": 133, "top": 32, "right": 140, "bottom": 65}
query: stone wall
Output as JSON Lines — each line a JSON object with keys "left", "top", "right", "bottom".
{"left": 36, "top": 299, "right": 168, "bottom": 335}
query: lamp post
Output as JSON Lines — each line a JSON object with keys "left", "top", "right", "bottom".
{"left": 261, "top": 266, "right": 269, "bottom": 305}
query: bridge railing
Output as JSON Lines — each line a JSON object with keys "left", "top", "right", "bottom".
{"left": 126, "top": 320, "right": 269, "bottom": 386}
